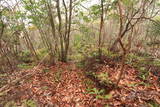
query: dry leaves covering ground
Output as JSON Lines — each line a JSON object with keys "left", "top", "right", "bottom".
{"left": 0, "top": 62, "right": 160, "bottom": 107}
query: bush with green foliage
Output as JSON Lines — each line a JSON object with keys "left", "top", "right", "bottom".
{"left": 36, "top": 48, "right": 48, "bottom": 59}
{"left": 22, "top": 99, "right": 37, "bottom": 107}
{"left": 127, "top": 53, "right": 160, "bottom": 80}
{"left": 86, "top": 88, "right": 112, "bottom": 99}
{"left": 19, "top": 50, "right": 33, "bottom": 63}
{"left": 17, "top": 63, "right": 34, "bottom": 69}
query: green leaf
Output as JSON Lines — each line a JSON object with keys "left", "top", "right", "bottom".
{"left": 96, "top": 95, "right": 104, "bottom": 99}
{"left": 83, "top": 16, "right": 90, "bottom": 22}
{"left": 122, "top": 0, "right": 131, "bottom": 6}
{"left": 104, "top": 94, "right": 112, "bottom": 99}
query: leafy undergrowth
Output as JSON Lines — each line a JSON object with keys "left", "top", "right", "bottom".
{"left": 83, "top": 55, "right": 160, "bottom": 106}
{"left": 0, "top": 60, "right": 160, "bottom": 107}
{"left": 0, "top": 63, "right": 99, "bottom": 107}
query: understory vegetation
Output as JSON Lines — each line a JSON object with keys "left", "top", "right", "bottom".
{"left": 0, "top": 0, "right": 160, "bottom": 106}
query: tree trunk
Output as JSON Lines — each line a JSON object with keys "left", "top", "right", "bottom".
{"left": 56, "top": 0, "right": 65, "bottom": 62}
{"left": 64, "top": 0, "right": 73, "bottom": 62}
{"left": 98, "top": 0, "right": 104, "bottom": 61}
{"left": 23, "top": 30, "right": 39, "bottom": 61}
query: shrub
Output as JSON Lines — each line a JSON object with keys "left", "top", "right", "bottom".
{"left": 17, "top": 63, "right": 34, "bottom": 69}
{"left": 36, "top": 48, "right": 48, "bottom": 59}
{"left": 19, "top": 50, "right": 33, "bottom": 63}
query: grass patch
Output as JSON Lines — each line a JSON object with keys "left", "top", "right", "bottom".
{"left": 22, "top": 99, "right": 37, "bottom": 107}
{"left": 17, "top": 63, "right": 34, "bottom": 69}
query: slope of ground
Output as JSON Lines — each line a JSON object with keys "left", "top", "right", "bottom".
{"left": 0, "top": 61, "right": 160, "bottom": 107}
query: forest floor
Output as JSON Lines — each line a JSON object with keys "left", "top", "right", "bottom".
{"left": 0, "top": 61, "right": 160, "bottom": 107}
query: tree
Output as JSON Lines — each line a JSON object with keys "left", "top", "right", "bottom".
{"left": 98, "top": 0, "right": 104, "bottom": 61}
{"left": 113, "top": 0, "right": 160, "bottom": 85}
{"left": 0, "top": 4, "right": 19, "bottom": 72}
{"left": 56, "top": 0, "right": 73, "bottom": 62}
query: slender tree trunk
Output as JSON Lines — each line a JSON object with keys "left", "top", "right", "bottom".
{"left": 46, "top": 2, "right": 58, "bottom": 64}
{"left": 23, "top": 30, "right": 39, "bottom": 61}
{"left": 98, "top": 0, "right": 104, "bottom": 61}
{"left": 0, "top": 19, "right": 13, "bottom": 71}
{"left": 40, "top": 28, "right": 56, "bottom": 64}
{"left": 116, "top": 52, "right": 126, "bottom": 85}
{"left": 115, "top": 0, "right": 126, "bottom": 86}
{"left": 56, "top": 0, "right": 65, "bottom": 62}
{"left": 64, "top": 0, "right": 73, "bottom": 62}
{"left": 62, "top": 0, "right": 68, "bottom": 40}
{"left": 0, "top": 46, "right": 14, "bottom": 71}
